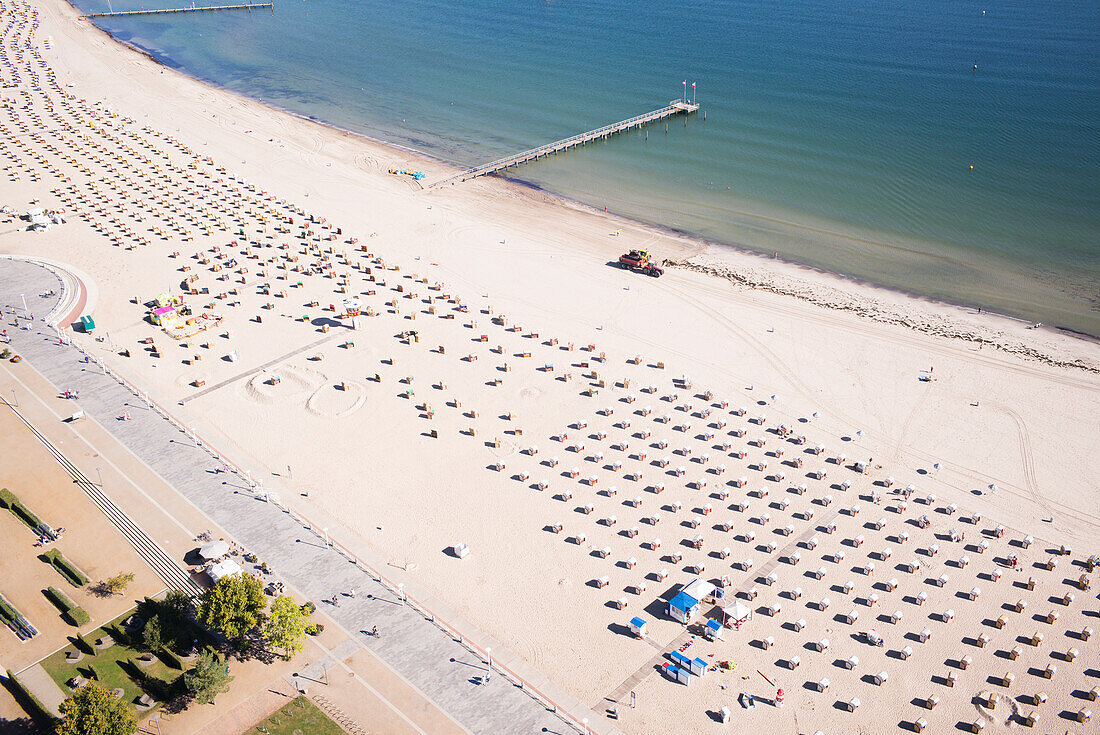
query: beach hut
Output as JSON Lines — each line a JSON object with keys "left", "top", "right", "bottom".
{"left": 704, "top": 619, "right": 723, "bottom": 641}
{"left": 151, "top": 304, "right": 179, "bottom": 326}
{"left": 661, "top": 662, "right": 690, "bottom": 685}
{"left": 688, "top": 657, "right": 709, "bottom": 677}
{"left": 666, "top": 592, "right": 700, "bottom": 624}
{"left": 628, "top": 616, "right": 647, "bottom": 639}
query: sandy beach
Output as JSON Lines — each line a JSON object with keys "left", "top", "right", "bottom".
{"left": 2, "top": 0, "right": 1099, "bottom": 732}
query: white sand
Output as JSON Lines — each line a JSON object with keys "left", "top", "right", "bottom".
{"left": 2, "top": 0, "right": 1098, "bottom": 732}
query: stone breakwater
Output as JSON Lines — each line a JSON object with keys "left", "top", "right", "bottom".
{"left": 662, "top": 258, "right": 1100, "bottom": 374}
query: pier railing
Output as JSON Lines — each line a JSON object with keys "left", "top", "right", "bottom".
{"left": 432, "top": 99, "right": 699, "bottom": 187}
{"left": 83, "top": 3, "right": 273, "bottom": 18}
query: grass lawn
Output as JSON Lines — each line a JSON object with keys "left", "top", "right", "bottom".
{"left": 251, "top": 696, "right": 345, "bottom": 735}
{"left": 40, "top": 608, "right": 180, "bottom": 716}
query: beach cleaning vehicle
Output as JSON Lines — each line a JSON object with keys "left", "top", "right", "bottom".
{"left": 618, "top": 248, "right": 663, "bottom": 277}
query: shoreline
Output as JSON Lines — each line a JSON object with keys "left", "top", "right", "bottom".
{"left": 71, "top": 4, "right": 1100, "bottom": 348}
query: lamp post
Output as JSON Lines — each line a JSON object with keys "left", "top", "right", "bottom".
{"left": 485, "top": 647, "right": 492, "bottom": 683}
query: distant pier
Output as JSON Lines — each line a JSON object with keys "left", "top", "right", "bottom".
{"left": 431, "top": 99, "right": 700, "bottom": 187}
{"left": 83, "top": 2, "right": 272, "bottom": 18}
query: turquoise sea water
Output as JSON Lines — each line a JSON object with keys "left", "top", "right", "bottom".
{"left": 73, "top": 0, "right": 1100, "bottom": 334}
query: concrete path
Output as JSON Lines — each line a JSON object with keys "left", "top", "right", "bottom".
{"left": 0, "top": 259, "right": 613, "bottom": 735}
{"left": 12, "top": 664, "right": 66, "bottom": 718}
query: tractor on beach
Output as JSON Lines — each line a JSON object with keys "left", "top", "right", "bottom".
{"left": 618, "top": 249, "right": 663, "bottom": 277}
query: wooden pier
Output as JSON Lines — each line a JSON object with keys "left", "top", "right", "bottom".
{"left": 84, "top": 2, "right": 272, "bottom": 18}
{"left": 431, "top": 99, "right": 699, "bottom": 187}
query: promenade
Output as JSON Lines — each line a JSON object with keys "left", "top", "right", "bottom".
{"left": 0, "top": 258, "right": 611, "bottom": 735}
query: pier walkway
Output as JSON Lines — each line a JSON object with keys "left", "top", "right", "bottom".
{"left": 83, "top": 2, "right": 272, "bottom": 19}
{"left": 431, "top": 99, "right": 699, "bottom": 187}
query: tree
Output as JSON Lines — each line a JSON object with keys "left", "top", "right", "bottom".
{"left": 138, "top": 615, "right": 164, "bottom": 652}
{"left": 197, "top": 573, "right": 265, "bottom": 641}
{"left": 58, "top": 682, "right": 136, "bottom": 735}
{"left": 161, "top": 589, "right": 193, "bottom": 623}
{"left": 103, "top": 572, "right": 135, "bottom": 595}
{"left": 157, "top": 589, "right": 194, "bottom": 648}
{"left": 182, "top": 650, "right": 233, "bottom": 705}
{"left": 263, "top": 595, "right": 310, "bottom": 659}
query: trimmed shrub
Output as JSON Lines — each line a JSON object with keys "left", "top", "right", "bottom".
{"left": 75, "top": 632, "right": 96, "bottom": 656}
{"left": 43, "top": 549, "right": 88, "bottom": 587}
{"left": 44, "top": 587, "right": 90, "bottom": 627}
{"left": 161, "top": 647, "right": 185, "bottom": 670}
{"left": 0, "top": 488, "right": 42, "bottom": 531}
{"left": 0, "top": 596, "right": 19, "bottom": 626}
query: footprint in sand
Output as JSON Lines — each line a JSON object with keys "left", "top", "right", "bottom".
{"left": 306, "top": 381, "right": 366, "bottom": 418}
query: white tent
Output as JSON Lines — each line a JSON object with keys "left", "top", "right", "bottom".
{"left": 722, "top": 600, "right": 752, "bottom": 627}
{"left": 199, "top": 540, "right": 230, "bottom": 560}
{"left": 681, "top": 578, "right": 717, "bottom": 603}
{"left": 206, "top": 559, "right": 244, "bottom": 584}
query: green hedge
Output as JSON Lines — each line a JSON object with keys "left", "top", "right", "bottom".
{"left": 0, "top": 595, "right": 20, "bottom": 626}
{"left": 0, "top": 488, "right": 42, "bottom": 531}
{"left": 161, "top": 647, "right": 185, "bottom": 670}
{"left": 44, "top": 587, "right": 90, "bottom": 627}
{"left": 43, "top": 549, "right": 88, "bottom": 587}
{"left": 4, "top": 669, "right": 56, "bottom": 724}
{"left": 75, "top": 632, "right": 96, "bottom": 656}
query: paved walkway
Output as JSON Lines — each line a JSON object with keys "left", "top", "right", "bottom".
{"left": 0, "top": 259, "right": 610, "bottom": 734}
{"left": 13, "top": 664, "right": 66, "bottom": 717}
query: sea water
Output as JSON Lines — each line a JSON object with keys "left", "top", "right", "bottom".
{"left": 73, "top": 0, "right": 1100, "bottom": 335}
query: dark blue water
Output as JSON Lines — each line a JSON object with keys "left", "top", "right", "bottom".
{"left": 74, "top": 0, "right": 1100, "bottom": 334}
